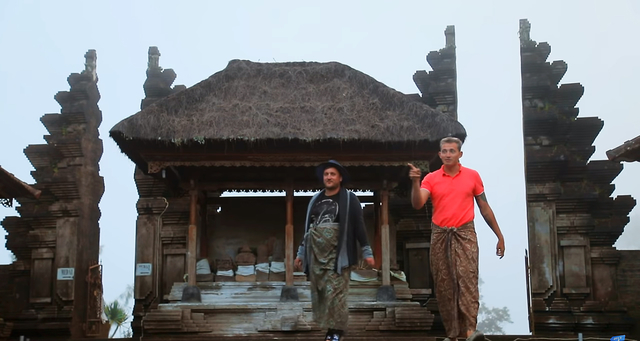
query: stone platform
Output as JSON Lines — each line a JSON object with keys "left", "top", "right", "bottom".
{"left": 141, "top": 281, "right": 436, "bottom": 337}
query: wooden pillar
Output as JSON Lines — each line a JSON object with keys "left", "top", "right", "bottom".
{"left": 376, "top": 180, "right": 395, "bottom": 301}
{"left": 187, "top": 185, "right": 198, "bottom": 286}
{"left": 280, "top": 180, "right": 299, "bottom": 301}
{"left": 285, "top": 182, "right": 294, "bottom": 286}
{"left": 381, "top": 184, "right": 391, "bottom": 286}
{"left": 199, "top": 191, "right": 208, "bottom": 258}
{"left": 373, "top": 191, "right": 382, "bottom": 269}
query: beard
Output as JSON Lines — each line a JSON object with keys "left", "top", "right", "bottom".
{"left": 324, "top": 181, "right": 340, "bottom": 191}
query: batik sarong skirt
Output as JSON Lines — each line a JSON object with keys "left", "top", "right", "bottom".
{"left": 308, "top": 223, "right": 350, "bottom": 330}
{"left": 431, "top": 221, "right": 479, "bottom": 338}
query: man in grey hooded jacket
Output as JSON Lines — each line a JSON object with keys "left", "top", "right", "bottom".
{"left": 295, "top": 160, "right": 375, "bottom": 341}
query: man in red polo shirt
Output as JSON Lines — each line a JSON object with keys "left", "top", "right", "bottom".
{"left": 408, "top": 137, "right": 505, "bottom": 341}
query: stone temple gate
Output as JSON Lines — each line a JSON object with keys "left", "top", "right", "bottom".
{"left": 0, "top": 20, "right": 639, "bottom": 340}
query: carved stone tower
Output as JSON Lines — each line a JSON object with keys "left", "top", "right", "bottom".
{"left": 520, "top": 19, "right": 636, "bottom": 336}
{"left": 129, "top": 47, "right": 186, "bottom": 337}
{"left": 0, "top": 50, "right": 105, "bottom": 338}
{"left": 413, "top": 25, "right": 457, "bottom": 120}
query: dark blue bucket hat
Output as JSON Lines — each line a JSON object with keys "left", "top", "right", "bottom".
{"left": 316, "top": 160, "right": 350, "bottom": 184}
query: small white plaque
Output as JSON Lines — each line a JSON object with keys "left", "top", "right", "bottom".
{"left": 136, "top": 263, "right": 152, "bottom": 276}
{"left": 57, "top": 268, "right": 75, "bottom": 280}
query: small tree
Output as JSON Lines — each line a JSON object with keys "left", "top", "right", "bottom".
{"left": 477, "top": 277, "right": 512, "bottom": 334}
{"left": 104, "top": 300, "right": 128, "bottom": 338}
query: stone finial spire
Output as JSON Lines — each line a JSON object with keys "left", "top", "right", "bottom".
{"left": 413, "top": 25, "right": 458, "bottom": 119}
{"left": 519, "top": 19, "right": 535, "bottom": 47}
{"left": 445, "top": 25, "right": 455, "bottom": 48}
{"left": 147, "top": 46, "right": 162, "bottom": 74}
{"left": 82, "top": 49, "right": 97, "bottom": 81}
{"left": 141, "top": 47, "right": 185, "bottom": 109}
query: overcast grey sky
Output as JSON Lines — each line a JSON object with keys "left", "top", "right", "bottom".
{"left": 1, "top": 0, "right": 639, "bottom": 335}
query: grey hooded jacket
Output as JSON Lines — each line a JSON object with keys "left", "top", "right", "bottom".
{"left": 296, "top": 187, "right": 373, "bottom": 274}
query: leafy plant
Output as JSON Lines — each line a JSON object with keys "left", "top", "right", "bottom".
{"left": 103, "top": 300, "right": 128, "bottom": 338}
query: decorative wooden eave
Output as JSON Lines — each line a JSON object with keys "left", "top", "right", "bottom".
{"left": 144, "top": 161, "right": 421, "bottom": 194}
{"left": 0, "top": 165, "right": 41, "bottom": 206}
{"left": 140, "top": 144, "right": 439, "bottom": 173}
{"left": 606, "top": 134, "right": 640, "bottom": 162}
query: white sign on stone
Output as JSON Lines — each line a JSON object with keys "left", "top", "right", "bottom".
{"left": 136, "top": 263, "right": 152, "bottom": 276}
{"left": 57, "top": 268, "right": 75, "bottom": 280}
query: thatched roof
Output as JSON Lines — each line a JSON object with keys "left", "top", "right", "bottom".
{"left": 0, "top": 165, "right": 41, "bottom": 202}
{"left": 110, "top": 60, "right": 465, "bottom": 146}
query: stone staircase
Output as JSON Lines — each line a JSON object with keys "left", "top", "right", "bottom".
{"left": 141, "top": 281, "right": 435, "bottom": 337}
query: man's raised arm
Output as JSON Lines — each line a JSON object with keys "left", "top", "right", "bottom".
{"left": 408, "top": 163, "right": 430, "bottom": 209}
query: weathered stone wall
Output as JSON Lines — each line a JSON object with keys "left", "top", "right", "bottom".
{"left": 616, "top": 250, "right": 640, "bottom": 339}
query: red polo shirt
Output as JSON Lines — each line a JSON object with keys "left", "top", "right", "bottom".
{"left": 420, "top": 164, "right": 484, "bottom": 228}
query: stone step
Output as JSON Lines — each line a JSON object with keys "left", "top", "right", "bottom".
{"left": 168, "top": 281, "right": 411, "bottom": 304}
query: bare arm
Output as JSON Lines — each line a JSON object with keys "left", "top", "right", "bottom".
{"left": 408, "top": 163, "right": 430, "bottom": 209}
{"left": 475, "top": 192, "right": 505, "bottom": 258}
{"left": 295, "top": 228, "right": 306, "bottom": 270}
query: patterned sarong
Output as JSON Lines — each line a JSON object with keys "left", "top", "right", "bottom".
{"left": 431, "top": 221, "right": 479, "bottom": 339}
{"left": 307, "top": 222, "right": 350, "bottom": 330}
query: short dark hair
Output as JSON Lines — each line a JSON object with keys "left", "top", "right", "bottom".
{"left": 440, "top": 137, "right": 463, "bottom": 151}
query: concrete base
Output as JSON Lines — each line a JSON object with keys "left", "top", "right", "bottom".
{"left": 376, "top": 285, "right": 396, "bottom": 302}
{"left": 181, "top": 285, "right": 202, "bottom": 303}
{"left": 279, "top": 285, "right": 299, "bottom": 302}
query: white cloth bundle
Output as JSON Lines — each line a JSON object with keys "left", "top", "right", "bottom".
{"left": 350, "top": 271, "right": 378, "bottom": 282}
{"left": 255, "top": 262, "right": 270, "bottom": 273}
{"left": 236, "top": 265, "right": 255, "bottom": 276}
{"left": 270, "top": 261, "right": 285, "bottom": 273}
{"left": 391, "top": 270, "right": 407, "bottom": 282}
{"left": 216, "top": 269, "right": 234, "bottom": 277}
{"left": 196, "top": 259, "right": 212, "bottom": 275}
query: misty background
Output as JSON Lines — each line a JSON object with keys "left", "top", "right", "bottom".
{"left": 1, "top": 1, "right": 639, "bottom": 335}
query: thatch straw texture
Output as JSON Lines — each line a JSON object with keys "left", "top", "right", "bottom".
{"left": 110, "top": 60, "right": 465, "bottom": 145}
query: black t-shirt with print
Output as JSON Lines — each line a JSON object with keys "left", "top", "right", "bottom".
{"left": 310, "top": 191, "right": 340, "bottom": 226}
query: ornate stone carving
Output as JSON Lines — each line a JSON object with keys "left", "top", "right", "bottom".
{"left": 520, "top": 19, "right": 636, "bottom": 336}
{"left": 215, "top": 258, "right": 234, "bottom": 272}
{"left": 256, "top": 244, "right": 269, "bottom": 264}
{"left": 444, "top": 25, "right": 455, "bottom": 48}
{"left": 235, "top": 245, "right": 256, "bottom": 266}
{"left": 413, "top": 25, "right": 457, "bottom": 119}
{"left": 0, "top": 50, "right": 104, "bottom": 338}
{"left": 147, "top": 46, "right": 161, "bottom": 73}
{"left": 271, "top": 239, "right": 285, "bottom": 262}
{"left": 141, "top": 46, "right": 183, "bottom": 109}
{"left": 519, "top": 18, "right": 532, "bottom": 46}
{"left": 82, "top": 49, "right": 97, "bottom": 81}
